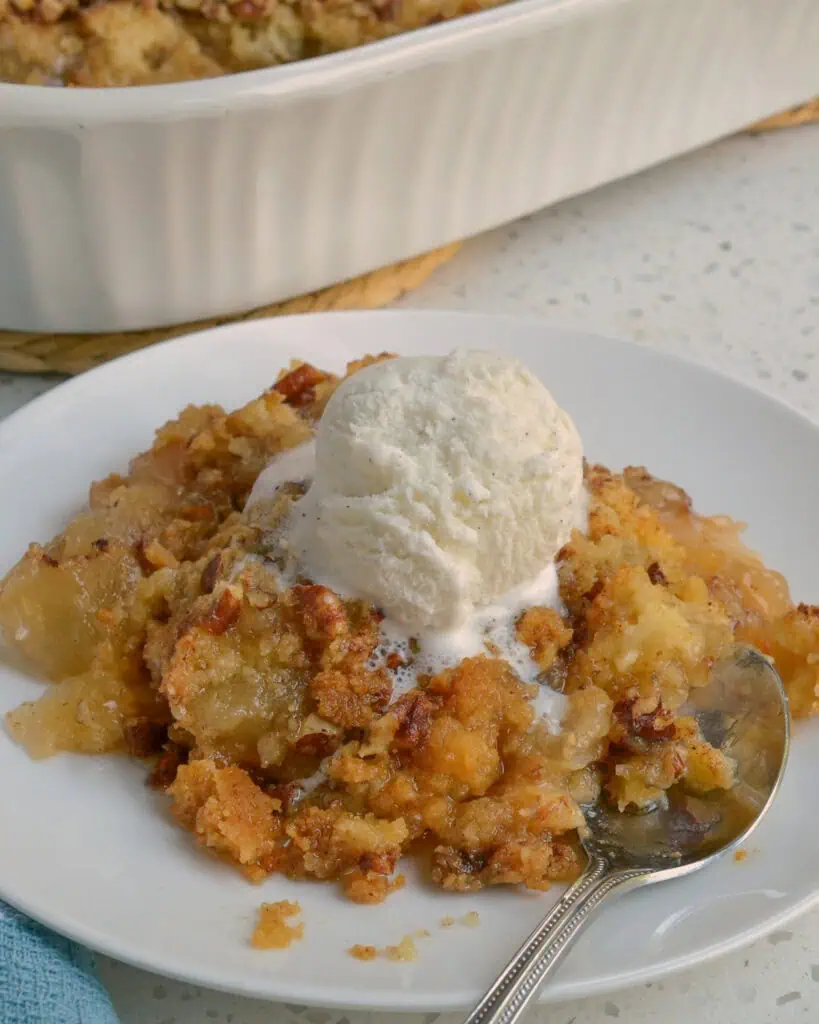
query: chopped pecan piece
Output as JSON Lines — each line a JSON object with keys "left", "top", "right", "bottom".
{"left": 272, "top": 363, "right": 328, "bottom": 409}
{"left": 613, "top": 696, "right": 676, "bottom": 742}
{"left": 374, "top": 0, "right": 401, "bottom": 20}
{"left": 390, "top": 691, "right": 439, "bottom": 751}
{"left": 584, "top": 579, "right": 605, "bottom": 603}
{"left": 430, "top": 846, "right": 489, "bottom": 890}
{"left": 200, "top": 553, "right": 222, "bottom": 595}
{"left": 148, "top": 741, "right": 188, "bottom": 789}
{"left": 516, "top": 606, "right": 572, "bottom": 670}
{"left": 124, "top": 717, "right": 168, "bottom": 758}
{"left": 199, "top": 584, "right": 242, "bottom": 634}
{"left": 180, "top": 504, "right": 214, "bottom": 522}
{"left": 294, "top": 731, "right": 340, "bottom": 758}
{"left": 293, "top": 584, "right": 348, "bottom": 650}
{"left": 230, "top": 0, "right": 264, "bottom": 17}
{"left": 266, "top": 782, "right": 304, "bottom": 812}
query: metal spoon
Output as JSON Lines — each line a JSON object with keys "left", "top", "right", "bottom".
{"left": 464, "top": 646, "right": 790, "bottom": 1024}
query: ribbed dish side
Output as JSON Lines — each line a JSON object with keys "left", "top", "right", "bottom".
{"left": 0, "top": 0, "right": 817, "bottom": 332}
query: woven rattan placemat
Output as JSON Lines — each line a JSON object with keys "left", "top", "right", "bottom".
{"left": 1, "top": 97, "right": 816, "bottom": 376}
{"left": 746, "top": 97, "right": 819, "bottom": 132}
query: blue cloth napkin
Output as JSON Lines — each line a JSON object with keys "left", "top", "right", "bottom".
{"left": 0, "top": 901, "right": 119, "bottom": 1024}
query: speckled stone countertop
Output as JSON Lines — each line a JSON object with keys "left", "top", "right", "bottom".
{"left": 2, "top": 125, "right": 818, "bottom": 1023}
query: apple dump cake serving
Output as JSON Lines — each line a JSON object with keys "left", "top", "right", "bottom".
{"left": 0, "top": 0, "right": 509, "bottom": 86}
{"left": 1, "top": 350, "right": 816, "bottom": 907}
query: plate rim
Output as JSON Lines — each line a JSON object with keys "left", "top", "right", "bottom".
{"left": 3, "top": 876, "right": 819, "bottom": 1010}
{"left": 0, "top": 310, "right": 815, "bottom": 451}
{"left": 1, "top": 310, "right": 817, "bottom": 1010}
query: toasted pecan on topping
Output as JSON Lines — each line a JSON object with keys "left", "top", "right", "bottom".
{"left": 230, "top": 0, "right": 264, "bottom": 17}
{"left": 390, "top": 691, "right": 439, "bottom": 751}
{"left": 124, "top": 717, "right": 168, "bottom": 758}
{"left": 373, "top": 0, "right": 400, "bottom": 20}
{"left": 613, "top": 696, "right": 677, "bottom": 742}
{"left": 148, "top": 741, "right": 189, "bottom": 789}
{"left": 293, "top": 584, "right": 348, "bottom": 649}
{"left": 431, "top": 846, "right": 489, "bottom": 890}
{"left": 200, "top": 553, "right": 222, "bottom": 595}
{"left": 199, "top": 584, "right": 242, "bottom": 634}
{"left": 583, "top": 579, "right": 605, "bottom": 604}
{"left": 359, "top": 849, "right": 399, "bottom": 874}
{"left": 294, "top": 730, "right": 340, "bottom": 758}
{"left": 265, "top": 782, "right": 304, "bottom": 812}
{"left": 180, "top": 503, "right": 214, "bottom": 522}
{"left": 273, "top": 363, "right": 328, "bottom": 409}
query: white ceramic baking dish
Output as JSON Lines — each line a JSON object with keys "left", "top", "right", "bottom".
{"left": 1, "top": 0, "right": 818, "bottom": 334}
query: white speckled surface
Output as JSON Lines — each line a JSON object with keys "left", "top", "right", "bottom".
{"left": 2, "top": 125, "right": 819, "bottom": 1023}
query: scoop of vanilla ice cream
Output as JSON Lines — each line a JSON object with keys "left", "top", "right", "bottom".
{"left": 288, "top": 350, "right": 584, "bottom": 631}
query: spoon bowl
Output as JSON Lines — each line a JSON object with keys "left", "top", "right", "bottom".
{"left": 583, "top": 645, "right": 789, "bottom": 875}
{"left": 464, "top": 646, "right": 790, "bottom": 1024}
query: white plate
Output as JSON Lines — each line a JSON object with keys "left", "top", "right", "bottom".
{"left": 1, "top": 312, "right": 817, "bottom": 1011}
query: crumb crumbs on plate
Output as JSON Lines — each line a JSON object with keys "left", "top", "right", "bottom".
{"left": 347, "top": 935, "right": 418, "bottom": 962}
{"left": 385, "top": 935, "right": 419, "bottom": 962}
{"left": 348, "top": 931, "right": 430, "bottom": 962}
{"left": 251, "top": 900, "right": 304, "bottom": 949}
{"left": 349, "top": 944, "right": 378, "bottom": 961}
{"left": 734, "top": 849, "right": 748, "bottom": 862}
{"left": 348, "top": 915, "right": 480, "bottom": 963}
{"left": 440, "top": 911, "right": 480, "bottom": 929}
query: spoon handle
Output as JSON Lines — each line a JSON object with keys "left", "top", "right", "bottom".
{"left": 463, "top": 857, "right": 646, "bottom": 1024}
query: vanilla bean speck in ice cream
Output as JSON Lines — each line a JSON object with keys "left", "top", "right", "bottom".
{"left": 253, "top": 350, "right": 585, "bottom": 634}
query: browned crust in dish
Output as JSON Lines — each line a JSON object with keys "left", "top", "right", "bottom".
{"left": 0, "top": 0, "right": 509, "bottom": 85}
{"left": 1, "top": 354, "right": 817, "bottom": 906}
